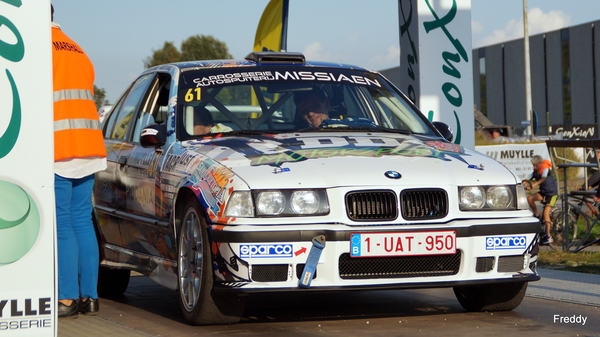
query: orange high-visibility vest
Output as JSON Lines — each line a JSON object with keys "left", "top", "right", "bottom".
{"left": 52, "top": 26, "right": 106, "bottom": 162}
{"left": 537, "top": 160, "right": 553, "bottom": 175}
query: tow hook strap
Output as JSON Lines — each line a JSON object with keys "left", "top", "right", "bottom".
{"left": 298, "top": 235, "right": 326, "bottom": 288}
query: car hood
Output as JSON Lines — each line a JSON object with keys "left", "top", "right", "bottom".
{"left": 181, "top": 132, "right": 517, "bottom": 189}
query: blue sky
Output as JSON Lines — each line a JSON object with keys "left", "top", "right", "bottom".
{"left": 49, "top": 0, "right": 600, "bottom": 103}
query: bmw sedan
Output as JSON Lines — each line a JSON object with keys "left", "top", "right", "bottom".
{"left": 93, "top": 52, "right": 540, "bottom": 325}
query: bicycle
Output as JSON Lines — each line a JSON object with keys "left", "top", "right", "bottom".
{"left": 547, "top": 198, "right": 579, "bottom": 251}
{"left": 549, "top": 191, "right": 598, "bottom": 251}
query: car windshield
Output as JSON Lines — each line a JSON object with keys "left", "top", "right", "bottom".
{"left": 177, "top": 66, "right": 437, "bottom": 140}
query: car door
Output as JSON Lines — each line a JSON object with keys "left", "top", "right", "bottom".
{"left": 114, "top": 73, "right": 177, "bottom": 261}
{"left": 94, "top": 73, "right": 157, "bottom": 249}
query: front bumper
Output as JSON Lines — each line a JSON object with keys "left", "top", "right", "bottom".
{"left": 209, "top": 219, "right": 540, "bottom": 292}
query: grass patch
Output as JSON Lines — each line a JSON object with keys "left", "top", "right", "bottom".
{"left": 576, "top": 213, "right": 600, "bottom": 242}
{"left": 538, "top": 249, "right": 600, "bottom": 275}
{"left": 578, "top": 221, "right": 600, "bottom": 242}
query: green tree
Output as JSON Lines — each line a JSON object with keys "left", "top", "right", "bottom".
{"left": 143, "top": 41, "right": 181, "bottom": 68}
{"left": 144, "top": 35, "right": 232, "bottom": 68}
{"left": 180, "top": 35, "right": 232, "bottom": 61}
{"left": 93, "top": 85, "right": 110, "bottom": 110}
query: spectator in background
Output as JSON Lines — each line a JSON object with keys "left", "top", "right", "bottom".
{"left": 578, "top": 148, "right": 600, "bottom": 192}
{"left": 52, "top": 4, "right": 106, "bottom": 318}
{"left": 525, "top": 155, "right": 558, "bottom": 245}
{"left": 489, "top": 128, "right": 507, "bottom": 143}
{"left": 578, "top": 170, "right": 600, "bottom": 191}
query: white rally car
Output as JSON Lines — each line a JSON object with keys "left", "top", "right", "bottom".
{"left": 93, "top": 52, "right": 540, "bottom": 325}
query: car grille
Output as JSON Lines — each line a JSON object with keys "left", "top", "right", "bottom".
{"left": 400, "top": 189, "right": 448, "bottom": 220}
{"left": 296, "top": 264, "right": 317, "bottom": 279}
{"left": 251, "top": 264, "right": 289, "bottom": 282}
{"left": 476, "top": 257, "right": 495, "bottom": 272}
{"left": 345, "top": 189, "right": 448, "bottom": 221}
{"left": 345, "top": 190, "right": 398, "bottom": 221}
{"left": 338, "top": 250, "right": 461, "bottom": 279}
{"left": 497, "top": 255, "right": 525, "bottom": 272}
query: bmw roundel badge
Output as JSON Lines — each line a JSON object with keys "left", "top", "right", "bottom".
{"left": 384, "top": 171, "right": 401, "bottom": 179}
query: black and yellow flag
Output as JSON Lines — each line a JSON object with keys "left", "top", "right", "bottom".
{"left": 253, "top": 0, "right": 289, "bottom": 52}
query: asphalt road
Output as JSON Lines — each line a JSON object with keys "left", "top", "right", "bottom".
{"left": 58, "top": 271, "right": 599, "bottom": 337}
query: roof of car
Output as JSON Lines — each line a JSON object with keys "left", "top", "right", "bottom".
{"left": 146, "top": 51, "right": 373, "bottom": 73}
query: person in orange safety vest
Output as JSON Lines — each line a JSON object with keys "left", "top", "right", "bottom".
{"left": 52, "top": 4, "right": 106, "bottom": 319}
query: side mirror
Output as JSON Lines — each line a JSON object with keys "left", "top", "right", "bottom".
{"left": 140, "top": 123, "right": 166, "bottom": 148}
{"left": 432, "top": 121, "right": 454, "bottom": 142}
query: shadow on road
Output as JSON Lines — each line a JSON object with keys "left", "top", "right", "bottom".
{"left": 103, "top": 275, "right": 475, "bottom": 325}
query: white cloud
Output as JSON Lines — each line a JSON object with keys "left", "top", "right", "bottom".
{"left": 528, "top": 8, "right": 571, "bottom": 35}
{"left": 370, "top": 45, "right": 401, "bottom": 69}
{"left": 477, "top": 18, "right": 521, "bottom": 47}
{"left": 302, "top": 42, "right": 322, "bottom": 59}
{"left": 302, "top": 42, "right": 340, "bottom": 63}
{"left": 476, "top": 8, "right": 570, "bottom": 47}
{"left": 471, "top": 21, "right": 484, "bottom": 35}
{"left": 348, "top": 32, "right": 361, "bottom": 43}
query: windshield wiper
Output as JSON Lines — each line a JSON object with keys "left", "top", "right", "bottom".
{"left": 208, "top": 129, "right": 270, "bottom": 137}
{"left": 296, "top": 126, "right": 412, "bottom": 134}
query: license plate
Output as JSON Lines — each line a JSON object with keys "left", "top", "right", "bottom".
{"left": 350, "top": 231, "right": 456, "bottom": 257}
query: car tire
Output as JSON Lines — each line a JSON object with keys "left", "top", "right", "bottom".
{"left": 453, "top": 281, "right": 528, "bottom": 312}
{"left": 177, "top": 197, "right": 244, "bottom": 325}
{"left": 97, "top": 266, "right": 131, "bottom": 297}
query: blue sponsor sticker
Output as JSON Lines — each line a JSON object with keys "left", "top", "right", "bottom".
{"left": 486, "top": 236, "right": 528, "bottom": 250}
{"left": 240, "top": 244, "right": 293, "bottom": 258}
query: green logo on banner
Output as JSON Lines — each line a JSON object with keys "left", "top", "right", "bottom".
{"left": 453, "top": 110, "right": 462, "bottom": 144}
{"left": 0, "top": 10, "right": 25, "bottom": 158}
{"left": 0, "top": 180, "right": 40, "bottom": 265}
{"left": 0, "top": 70, "right": 21, "bottom": 159}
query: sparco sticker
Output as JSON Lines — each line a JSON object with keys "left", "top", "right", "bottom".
{"left": 485, "top": 236, "right": 527, "bottom": 250}
{"left": 240, "top": 244, "right": 293, "bottom": 258}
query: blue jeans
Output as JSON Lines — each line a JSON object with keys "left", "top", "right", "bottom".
{"left": 55, "top": 174, "right": 99, "bottom": 300}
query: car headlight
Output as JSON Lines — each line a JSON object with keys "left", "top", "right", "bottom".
{"left": 486, "top": 186, "right": 513, "bottom": 209}
{"left": 459, "top": 185, "right": 517, "bottom": 210}
{"left": 290, "top": 190, "right": 320, "bottom": 214}
{"left": 224, "top": 191, "right": 254, "bottom": 217}
{"left": 224, "top": 189, "right": 329, "bottom": 217}
{"left": 256, "top": 191, "right": 285, "bottom": 215}
{"left": 459, "top": 186, "right": 485, "bottom": 210}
